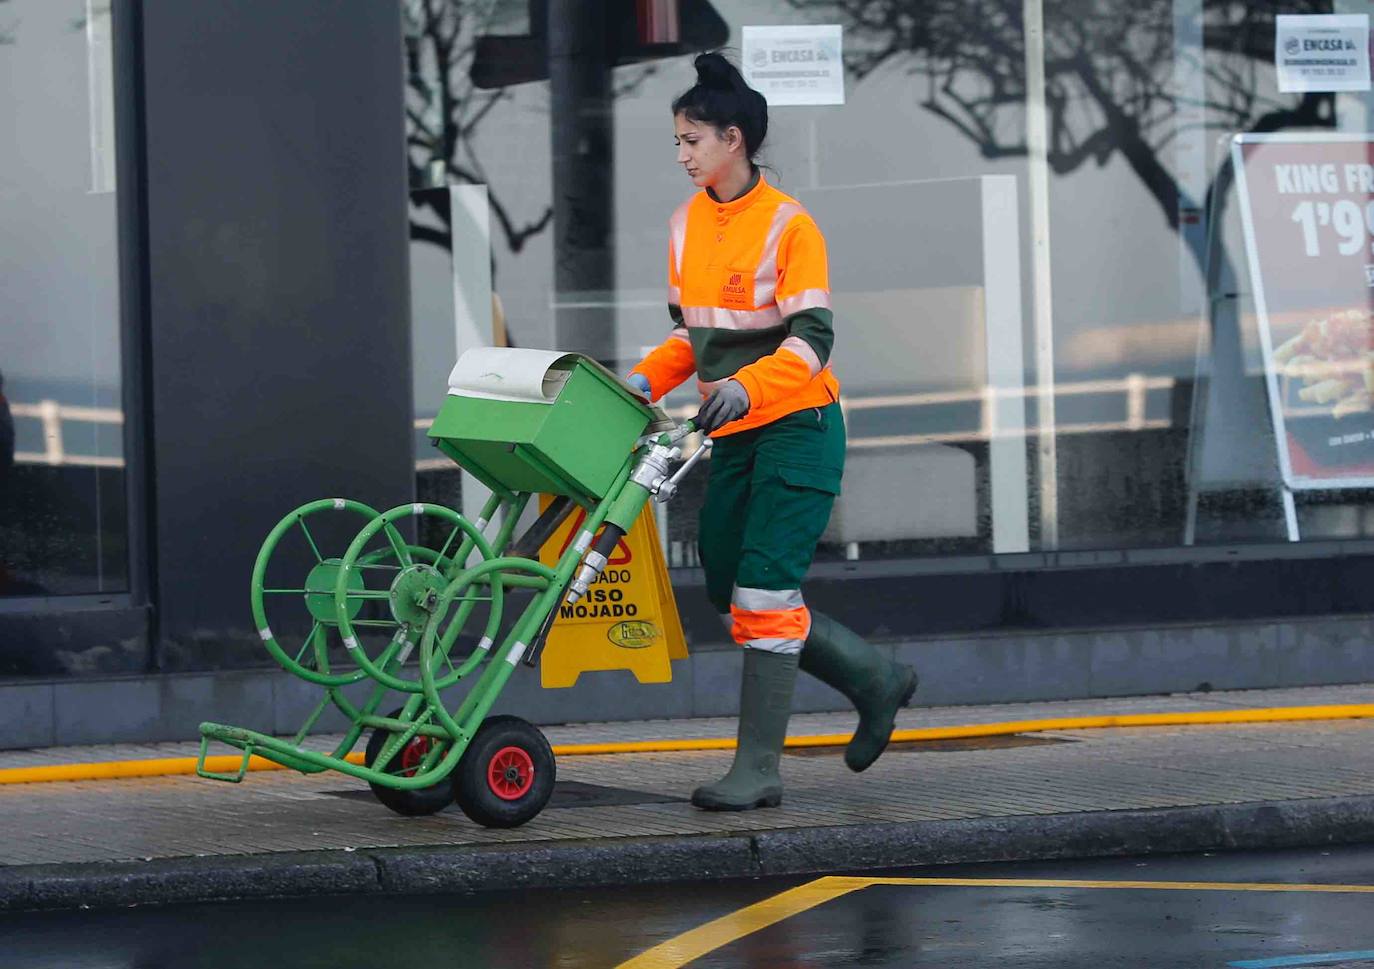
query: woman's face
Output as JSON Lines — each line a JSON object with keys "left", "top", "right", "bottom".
{"left": 674, "top": 113, "right": 744, "bottom": 190}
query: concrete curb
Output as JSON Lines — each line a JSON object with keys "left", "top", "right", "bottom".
{"left": 5, "top": 796, "right": 1374, "bottom": 911}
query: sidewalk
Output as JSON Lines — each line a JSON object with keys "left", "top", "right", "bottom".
{"left": 4, "top": 682, "right": 1374, "bottom": 911}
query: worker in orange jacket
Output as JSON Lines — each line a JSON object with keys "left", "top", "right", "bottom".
{"left": 627, "top": 53, "right": 918, "bottom": 811}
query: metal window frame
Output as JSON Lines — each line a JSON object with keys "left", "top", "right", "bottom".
{"left": 112, "top": 0, "right": 153, "bottom": 629}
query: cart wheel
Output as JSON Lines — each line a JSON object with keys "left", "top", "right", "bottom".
{"left": 454, "top": 715, "right": 555, "bottom": 829}
{"left": 364, "top": 709, "right": 454, "bottom": 817}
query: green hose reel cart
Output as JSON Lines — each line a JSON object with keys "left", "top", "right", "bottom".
{"left": 196, "top": 348, "right": 711, "bottom": 828}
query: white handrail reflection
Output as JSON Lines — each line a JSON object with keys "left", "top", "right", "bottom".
{"left": 415, "top": 373, "right": 1177, "bottom": 452}
{"left": 10, "top": 373, "right": 1178, "bottom": 470}
{"left": 9, "top": 400, "right": 123, "bottom": 468}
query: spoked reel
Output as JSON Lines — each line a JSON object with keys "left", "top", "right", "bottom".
{"left": 236, "top": 493, "right": 564, "bottom": 824}
{"left": 251, "top": 498, "right": 504, "bottom": 692}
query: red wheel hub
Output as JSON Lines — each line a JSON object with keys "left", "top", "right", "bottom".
{"left": 487, "top": 745, "right": 535, "bottom": 801}
{"left": 398, "top": 737, "right": 432, "bottom": 777}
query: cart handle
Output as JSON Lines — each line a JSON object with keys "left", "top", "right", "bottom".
{"left": 652, "top": 421, "right": 712, "bottom": 503}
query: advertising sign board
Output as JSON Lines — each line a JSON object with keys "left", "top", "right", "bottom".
{"left": 1232, "top": 133, "right": 1374, "bottom": 489}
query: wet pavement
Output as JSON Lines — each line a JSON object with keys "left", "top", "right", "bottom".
{"left": 7, "top": 684, "right": 1374, "bottom": 912}
{"left": 6, "top": 845, "right": 1374, "bottom": 968}
{"left": 6, "top": 684, "right": 1374, "bottom": 872}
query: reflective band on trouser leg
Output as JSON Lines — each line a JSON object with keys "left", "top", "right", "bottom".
{"left": 730, "top": 586, "right": 811, "bottom": 654}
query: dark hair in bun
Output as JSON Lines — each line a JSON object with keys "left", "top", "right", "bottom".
{"left": 672, "top": 52, "right": 768, "bottom": 161}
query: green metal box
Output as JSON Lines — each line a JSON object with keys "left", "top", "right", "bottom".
{"left": 428, "top": 350, "right": 660, "bottom": 503}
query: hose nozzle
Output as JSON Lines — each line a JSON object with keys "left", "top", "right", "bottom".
{"left": 565, "top": 550, "right": 609, "bottom": 604}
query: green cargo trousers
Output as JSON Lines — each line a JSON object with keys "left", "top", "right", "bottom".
{"left": 697, "top": 402, "right": 846, "bottom": 647}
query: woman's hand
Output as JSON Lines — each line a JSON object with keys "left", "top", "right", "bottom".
{"left": 695, "top": 380, "right": 750, "bottom": 433}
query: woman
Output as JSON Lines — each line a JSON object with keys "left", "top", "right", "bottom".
{"left": 627, "top": 53, "right": 918, "bottom": 811}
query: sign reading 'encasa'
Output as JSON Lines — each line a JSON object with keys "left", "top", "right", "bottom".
{"left": 1275, "top": 14, "right": 1371, "bottom": 93}
{"left": 742, "top": 24, "right": 845, "bottom": 106}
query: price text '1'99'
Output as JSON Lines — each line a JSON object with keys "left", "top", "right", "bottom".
{"left": 1291, "top": 199, "right": 1374, "bottom": 257}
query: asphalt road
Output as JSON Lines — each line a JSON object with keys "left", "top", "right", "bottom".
{"left": 6, "top": 845, "right": 1374, "bottom": 968}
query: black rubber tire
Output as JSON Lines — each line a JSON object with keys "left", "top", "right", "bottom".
{"left": 364, "top": 708, "right": 454, "bottom": 817}
{"left": 453, "top": 715, "right": 556, "bottom": 828}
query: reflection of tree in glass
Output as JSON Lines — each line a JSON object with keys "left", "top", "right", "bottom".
{"left": 404, "top": 0, "right": 553, "bottom": 254}
{"left": 787, "top": 0, "right": 1335, "bottom": 272}
{"left": 404, "top": 1, "right": 660, "bottom": 256}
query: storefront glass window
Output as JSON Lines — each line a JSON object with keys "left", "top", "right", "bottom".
{"left": 0, "top": 0, "right": 128, "bottom": 597}
{"left": 403, "top": 0, "right": 1374, "bottom": 568}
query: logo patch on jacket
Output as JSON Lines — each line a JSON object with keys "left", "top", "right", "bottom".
{"left": 720, "top": 270, "right": 753, "bottom": 310}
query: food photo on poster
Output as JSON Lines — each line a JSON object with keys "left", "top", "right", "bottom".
{"left": 1232, "top": 133, "right": 1374, "bottom": 487}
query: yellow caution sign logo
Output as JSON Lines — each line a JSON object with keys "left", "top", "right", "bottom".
{"left": 537, "top": 500, "right": 688, "bottom": 688}
{"left": 607, "top": 620, "right": 658, "bottom": 649}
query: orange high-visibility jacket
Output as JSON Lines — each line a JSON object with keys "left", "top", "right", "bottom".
{"left": 630, "top": 175, "right": 841, "bottom": 435}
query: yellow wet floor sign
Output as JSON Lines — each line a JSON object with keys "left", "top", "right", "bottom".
{"left": 537, "top": 498, "right": 688, "bottom": 688}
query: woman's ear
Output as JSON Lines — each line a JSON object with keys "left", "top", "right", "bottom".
{"left": 724, "top": 125, "right": 745, "bottom": 155}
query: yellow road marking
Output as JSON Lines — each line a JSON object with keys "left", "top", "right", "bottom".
{"left": 617, "top": 876, "right": 1374, "bottom": 968}
{"left": 860, "top": 877, "right": 1374, "bottom": 893}
{"left": 616, "top": 876, "right": 871, "bottom": 969}
{"left": 2, "top": 702, "right": 1373, "bottom": 785}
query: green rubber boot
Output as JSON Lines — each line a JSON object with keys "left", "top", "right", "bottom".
{"left": 801, "top": 612, "right": 918, "bottom": 772}
{"left": 691, "top": 648, "right": 799, "bottom": 811}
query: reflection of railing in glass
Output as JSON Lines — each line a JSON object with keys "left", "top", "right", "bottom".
{"left": 834, "top": 374, "right": 1175, "bottom": 449}
{"left": 413, "top": 373, "right": 1176, "bottom": 470}
{"left": 19, "top": 375, "right": 1176, "bottom": 472}
{"left": 9, "top": 401, "right": 123, "bottom": 468}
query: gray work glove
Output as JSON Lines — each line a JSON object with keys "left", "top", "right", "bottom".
{"left": 695, "top": 379, "right": 751, "bottom": 434}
